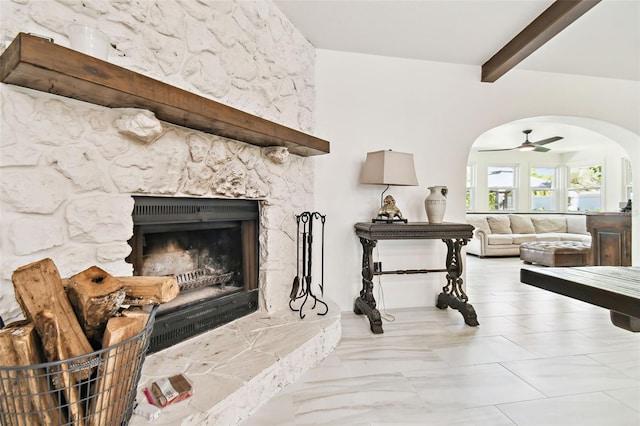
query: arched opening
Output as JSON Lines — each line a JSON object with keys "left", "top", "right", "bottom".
{"left": 465, "top": 115, "right": 638, "bottom": 264}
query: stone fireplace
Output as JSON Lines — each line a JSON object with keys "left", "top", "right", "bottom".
{"left": 0, "top": 92, "right": 313, "bottom": 319}
{"left": 0, "top": 0, "right": 323, "bottom": 325}
{"left": 0, "top": 75, "right": 339, "bottom": 426}
{"left": 0, "top": 1, "right": 340, "bottom": 423}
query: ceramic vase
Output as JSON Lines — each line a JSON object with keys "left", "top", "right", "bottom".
{"left": 425, "top": 185, "right": 448, "bottom": 224}
{"left": 68, "top": 24, "right": 111, "bottom": 60}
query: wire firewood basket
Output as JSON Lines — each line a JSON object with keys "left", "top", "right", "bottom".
{"left": 0, "top": 307, "right": 157, "bottom": 426}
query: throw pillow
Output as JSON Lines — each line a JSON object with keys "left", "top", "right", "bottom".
{"left": 509, "top": 215, "right": 535, "bottom": 234}
{"left": 531, "top": 217, "right": 567, "bottom": 233}
{"left": 467, "top": 216, "right": 490, "bottom": 233}
{"left": 566, "top": 215, "right": 587, "bottom": 234}
{"left": 486, "top": 215, "right": 512, "bottom": 234}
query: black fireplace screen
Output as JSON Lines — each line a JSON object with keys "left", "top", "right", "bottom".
{"left": 128, "top": 197, "right": 259, "bottom": 353}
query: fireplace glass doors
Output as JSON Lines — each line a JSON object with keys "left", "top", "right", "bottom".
{"left": 128, "top": 197, "right": 259, "bottom": 353}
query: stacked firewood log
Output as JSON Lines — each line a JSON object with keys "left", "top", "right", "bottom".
{"left": 0, "top": 258, "right": 179, "bottom": 426}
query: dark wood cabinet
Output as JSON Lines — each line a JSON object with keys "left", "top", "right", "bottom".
{"left": 586, "top": 213, "right": 632, "bottom": 266}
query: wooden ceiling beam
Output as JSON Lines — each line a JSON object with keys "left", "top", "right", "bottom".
{"left": 481, "top": 0, "right": 601, "bottom": 83}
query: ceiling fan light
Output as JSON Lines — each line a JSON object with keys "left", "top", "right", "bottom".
{"left": 519, "top": 144, "right": 535, "bottom": 152}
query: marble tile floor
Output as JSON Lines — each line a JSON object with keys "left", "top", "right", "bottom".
{"left": 243, "top": 256, "right": 640, "bottom": 426}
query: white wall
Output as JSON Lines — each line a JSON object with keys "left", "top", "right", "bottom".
{"left": 313, "top": 49, "right": 640, "bottom": 312}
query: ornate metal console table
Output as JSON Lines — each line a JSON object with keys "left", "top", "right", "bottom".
{"left": 354, "top": 222, "right": 478, "bottom": 333}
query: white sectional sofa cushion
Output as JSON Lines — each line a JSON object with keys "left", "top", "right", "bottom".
{"left": 531, "top": 216, "right": 566, "bottom": 233}
{"left": 466, "top": 214, "right": 591, "bottom": 258}
{"left": 509, "top": 215, "right": 536, "bottom": 234}
{"left": 487, "top": 215, "right": 512, "bottom": 234}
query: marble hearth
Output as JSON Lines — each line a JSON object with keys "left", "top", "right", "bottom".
{"left": 130, "top": 301, "right": 341, "bottom": 425}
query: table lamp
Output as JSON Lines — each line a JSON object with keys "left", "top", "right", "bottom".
{"left": 360, "top": 149, "right": 419, "bottom": 223}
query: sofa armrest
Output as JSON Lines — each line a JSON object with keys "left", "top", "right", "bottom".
{"left": 467, "top": 227, "right": 488, "bottom": 257}
{"left": 473, "top": 228, "right": 488, "bottom": 240}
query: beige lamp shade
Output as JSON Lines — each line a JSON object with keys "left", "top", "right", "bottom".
{"left": 360, "top": 150, "right": 419, "bottom": 186}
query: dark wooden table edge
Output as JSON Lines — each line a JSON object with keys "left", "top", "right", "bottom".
{"left": 520, "top": 267, "right": 640, "bottom": 332}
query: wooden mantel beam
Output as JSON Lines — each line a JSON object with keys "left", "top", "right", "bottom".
{"left": 481, "top": 0, "right": 601, "bottom": 83}
{"left": 0, "top": 33, "right": 330, "bottom": 156}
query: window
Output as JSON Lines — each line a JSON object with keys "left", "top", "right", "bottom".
{"left": 568, "top": 164, "right": 602, "bottom": 211}
{"left": 622, "top": 158, "right": 633, "bottom": 202}
{"left": 530, "top": 167, "right": 556, "bottom": 211}
{"left": 466, "top": 164, "right": 474, "bottom": 211}
{"left": 488, "top": 165, "right": 515, "bottom": 210}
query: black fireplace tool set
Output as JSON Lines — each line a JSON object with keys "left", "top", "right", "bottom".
{"left": 290, "top": 211, "right": 328, "bottom": 318}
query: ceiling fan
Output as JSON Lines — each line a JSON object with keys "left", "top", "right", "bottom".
{"left": 478, "top": 129, "right": 563, "bottom": 153}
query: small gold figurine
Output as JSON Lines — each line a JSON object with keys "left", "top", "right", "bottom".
{"left": 377, "top": 195, "right": 404, "bottom": 221}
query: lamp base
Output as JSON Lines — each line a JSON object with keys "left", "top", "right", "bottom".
{"left": 371, "top": 218, "right": 408, "bottom": 224}
{"left": 374, "top": 193, "right": 408, "bottom": 224}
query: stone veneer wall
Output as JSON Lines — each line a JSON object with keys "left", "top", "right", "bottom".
{"left": 0, "top": 0, "right": 316, "bottom": 322}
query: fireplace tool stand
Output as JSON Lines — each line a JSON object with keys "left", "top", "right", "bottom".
{"left": 290, "top": 211, "right": 328, "bottom": 319}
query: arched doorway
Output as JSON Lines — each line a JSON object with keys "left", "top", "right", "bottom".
{"left": 466, "top": 116, "right": 638, "bottom": 264}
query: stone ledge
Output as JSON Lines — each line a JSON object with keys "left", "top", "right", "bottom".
{"left": 130, "top": 300, "right": 341, "bottom": 425}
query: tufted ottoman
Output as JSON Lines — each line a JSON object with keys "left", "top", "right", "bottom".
{"left": 520, "top": 241, "right": 591, "bottom": 267}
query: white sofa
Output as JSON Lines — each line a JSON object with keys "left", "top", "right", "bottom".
{"left": 466, "top": 213, "right": 591, "bottom": 258}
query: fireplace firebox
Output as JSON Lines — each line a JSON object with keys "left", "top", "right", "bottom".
{"left": 128, "top": 197, "right": 259, "bottom": 353}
